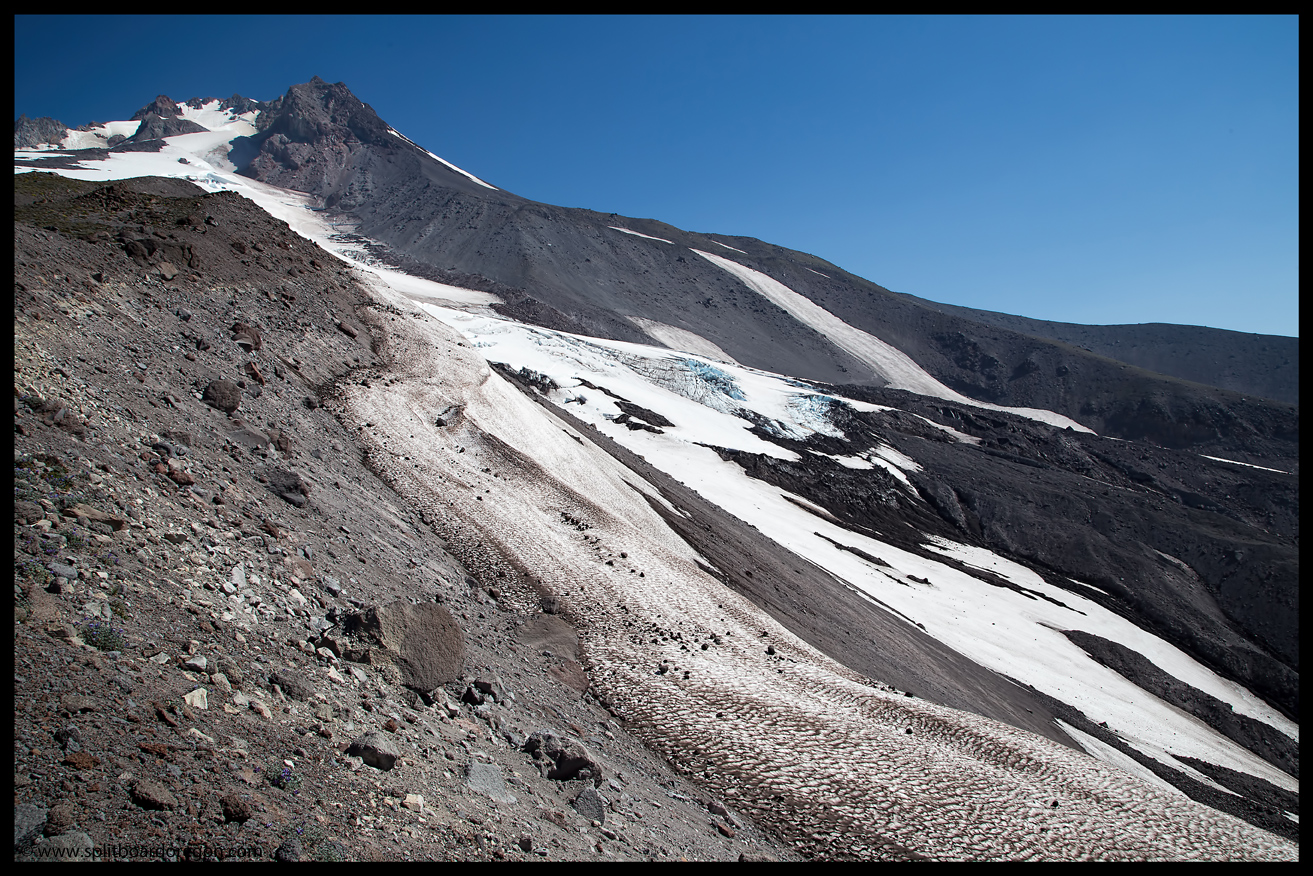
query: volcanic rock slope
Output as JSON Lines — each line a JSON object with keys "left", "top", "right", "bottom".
{"left": 13, "top": 81, "right": 1298, "bottom": 861}
{"left": 12, "top": 172, "right": 794, "bottom": 864}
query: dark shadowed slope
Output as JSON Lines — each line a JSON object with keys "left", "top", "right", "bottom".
{"left": 922, "top": 301, "right": 1299, "bottom": 405}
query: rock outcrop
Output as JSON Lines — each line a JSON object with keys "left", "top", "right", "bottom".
{"left": 331, "top": 601, "right": 466, "bottom": 693}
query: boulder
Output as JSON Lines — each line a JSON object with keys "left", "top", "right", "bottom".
{"left": 464, "top": 762, "right": 515, "bottom": 804}
{"left": 202, "top": 380, "right": 242, "bottom": 413}
{"left": 129, "top": 778, "right": 178, "bottom": 811}
{"left": 571, "top": 786, "right": 606, "bottom": 824}
{"left": 14, "top": 803, "right": 47, "bottom": 854}
{"left": 523, "top": 731, "right": 603, "bottom": 784}
{"left": 268, "top": 669, "right": 314, "bottom": 701}
{"left": 219, "top": 793, "right": 253, "bottom": 823}
{"left": 42, "top": 802, "right": 77, "bottom": 837}
{"left": 264, "top": 467, "right": 311, "bottom": 507}
{"left": 347, "top": 730, "right": 399, "bottom": 770}
{"left": 15, "top": 500, "right": 45, "bottom": 524}
{"left": 337, "top": 601, "right": 464, "bottom": 693}
{"left": 231, "top": 322, "right": 263, "bottom": 351}
{"left": 60, "top": 503, "right": 126, "bottom": 531}
{"left": 274, "top": 837, "right": 303, "bottom": 862}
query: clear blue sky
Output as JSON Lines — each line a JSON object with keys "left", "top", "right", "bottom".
{"left": 15, "top": 15, "right": 1299, "bottom": 337}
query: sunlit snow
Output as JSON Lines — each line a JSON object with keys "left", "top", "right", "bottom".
{"left": 609, "top": 226, "right": 674, "bottom": 243}
{"left": 400, "top": 305, "right": 1297, "bottom": 793}
{"left": 1201, "top": 455, "right": 1290, "bottom": 475}
{"left": 692, "top": 248, "right": 1095, "bottom": 433}
{"left": 627, "top": 316, "right": 740, "bottom": 364}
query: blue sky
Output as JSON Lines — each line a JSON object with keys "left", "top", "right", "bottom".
{"left": 15, "top": 15, "right": 1298, "bottom": 336}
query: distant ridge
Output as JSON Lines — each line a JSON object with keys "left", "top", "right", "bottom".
{"left": 923, "top": 301, "right": 1299, "bottom": 405}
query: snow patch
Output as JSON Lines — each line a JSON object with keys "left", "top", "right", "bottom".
{"left": 609, "top": 226, "right": 674, "bottom": 244}
{"left": 386, "top": 127, "right": 498, "bottom": 190}
{"left": 910, "top": 415, "right": 983, "bottom": 445}
{"left": 1055, "top": 719, "right": 1187, "bottom": 798}
{"left": 691, "top": 248, "right": 1095, "bottom": 434}
{"left": 871, "top": 443, "right": 922, "bottom": 473}
{"left": 1200, "top": 455, "right": 1289, "bottom": 475}
{"left": 628, "top": 317, "right": 739, "bottom": 364}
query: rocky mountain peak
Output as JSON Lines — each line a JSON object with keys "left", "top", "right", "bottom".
{"left": 130, "top": 94, "right": 182, "bottom": 120}
{"left": 182, "top": 94, "right": 268, "bottom": 116}
{"left": 14, "top": 114, "right": 68, "bottom": 149}
{"left": 258, "top": 77, "right": 393, "bottom": 148}
{"left": 112, "top": 114, "right": 208, "bottom": 153}
{"left": 237, "top": 78, "right": 425, "bottom": 209}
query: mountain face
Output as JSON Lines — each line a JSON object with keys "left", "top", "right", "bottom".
{"left": 14, "top": 114, "right": 68, "bottom": 149}
{"left": 235, "top": 78, "right": 1297, "bottom": 466}
{"left": 229, "top": 76, "right": 1299, "bottom": 706}
{"left": 12, "top": 80, "right": 1299, "bottom": 860}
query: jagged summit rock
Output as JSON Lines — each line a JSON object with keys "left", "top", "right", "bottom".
{"left": 184, "top": 93, "right": 266, "bottom": 115}
{"left": 255, "top": 75, "right": 393, "bottom": 146}
{"left": 236, "top": 77, "right": 500, "bottom": 209}
{"left": 14, "top": 114, "right": 68, "bottom": 149}
{"left": 116, "top": 113, "right": 207, "bottom": 150}
{"left": 237, "top": 76, "right": 401, "bottom": 206}
{"left": 131, "top": 94, "right": 183, "bottom": 120}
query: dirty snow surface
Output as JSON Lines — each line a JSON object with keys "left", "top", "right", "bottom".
{"left": 14, "top": 115, "right": 1297, "bottom": 861}
{"left": 346, "top": 296, "right": 1296, "bottom": 861}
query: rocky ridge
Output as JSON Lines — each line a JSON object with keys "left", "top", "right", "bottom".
{"left": 13, "top": 172, "right": 790, "bottom": 862}
{"left": 14, "top": 115, "right": 69, "bottom": 150}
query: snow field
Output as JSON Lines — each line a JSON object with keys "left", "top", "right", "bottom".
{"left": 626, "top": 316, "right": 741, "bottom": 364}
{"left": 414, "top": 305, "right": 1297, "bottom": 797}
{"left": 609, "top": 226, "right": 675, "bottom": 243}
{"left": 344, "top": 282, "right": 1293, "bottom": 859}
